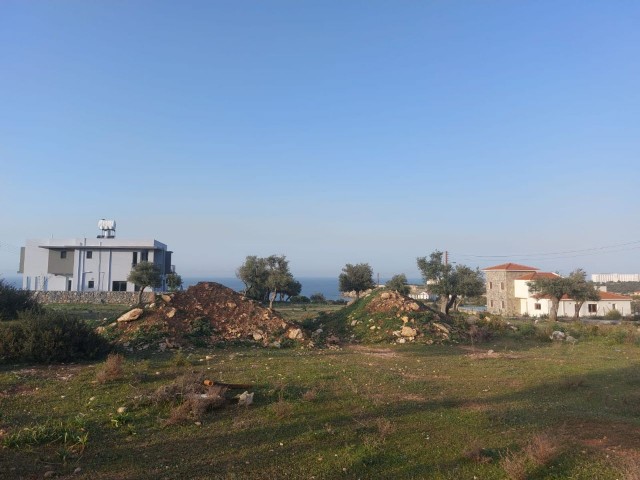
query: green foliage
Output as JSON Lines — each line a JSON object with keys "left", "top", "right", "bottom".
{"left": 3, "top": 416, "right": 88, "bottom": 451}
{"left": 186, "top": 317, "right": 213, "bottom": 347}
{"left": 338, "top": 263, "right": 375, "bottom": 297}
{"left": 128, "top": 261, "right": 162, "bottom": 304}
{"left": 236, "top": 255, "right": 300, "bottom": 306}
{"left": 290, "top": 295, "right": 311, "bottom": 304}
{"left": 604, "top": 308, "right": 622, "bottom": 320}
{"left": 0, "top": 310, "right": 111, "bottom": 364}
{"left": 416, "top": 251, "right": 484, "bottom": 314}
{"left": 166, "top": 272, "right": 183, "bottom": 292}
{"left": 0, "top": 278, "right": 40, "bottom": 321}
{"left": 310, "top": 293, "right": 326, "bottom": 303}
{"left": 385, "top": 274, "right": 410, "bottom": 295}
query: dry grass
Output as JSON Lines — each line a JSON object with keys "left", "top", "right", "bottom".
{"left": 270, "top": 398, "right": 293, "bottom": 419}
{"left": 500, "top": 450, "right": 528, "bottom": 480}
{"left": 619, "top": 455, "right": 640, "bottom": 480}
{"left": 301, "top": 388, "right": 318, "bottom": 401}
{"left": 524, "top": 432, "right": 559, "bottom": 466}
{"left": 96, "top": 353, "right": 124, "bottom": 384}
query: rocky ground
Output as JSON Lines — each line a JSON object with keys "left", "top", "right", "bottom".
{"left": 103, "top": 282, "right": 305, "bottom": 351}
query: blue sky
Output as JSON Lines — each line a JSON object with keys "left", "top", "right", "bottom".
{"left": 1, "top": 1, "right": 639, "bottom": 279}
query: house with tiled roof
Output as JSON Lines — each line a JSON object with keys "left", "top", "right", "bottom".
{"left": 483, "top": 263, "right": 633, "bottom": 317}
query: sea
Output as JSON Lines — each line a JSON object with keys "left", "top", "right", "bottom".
{"left": 1, "top": 274, "right": 423, "bottom": 301}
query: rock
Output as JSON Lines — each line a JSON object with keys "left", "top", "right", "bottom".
{"left": 117, "top": 308, "right": 144, "bottom": 323}
{"left": 237, "top": 391, "right": 254, "bottom": 407}
{"left": 226, "top": 302, "right": 237, "bottom": 309}
{"left": 397, "top": 338, "right": 406, "bottom": 344}
{"left": 287, "top": 328, "right": 303, "bottom": 340}
{"left": 73, "top": 467, "right": 82, "bottom": 474}
{"left": 269, "top": 341, "right": 281, "bottom": 349}
{"left": 432, "top": 323, "right": 450, "bottom": 334}
{"left": 566, "top": 335, "right": 578, "bottom": 344}
{"left": 326, "top": 335, "right": 340, "bottom": 344}
{"left": 117, "top": 406, "right": 127, "bottom": 414}
{"left": 401, "top": 326, "right": 417, "bottom": 337}
{"left": 351, "top": 320, "right": 358, "bottom": 326}
{"left": 161, "top": 294, "right": 172, "bottom": 303}
{"left": 408, "top": 302, "right": 421, "bottom": 311}
{"left": 369, "top": 325, "right": 376, "bottom": 330}
{"left": 165, "top": 307, "right": 177, "bottom": 319}
{"left": 550, "top": 331, "right": 566, "bottom": 341}
{"left": 401, "top": 316, "right": 410, "bottom": 323}
{"left": 96, "top": 326, "right": 106, "bottom": 334}
{"left": 252, "top": 332, "right": 264, "bottom": 341}
{"left": 380, "top": 292, "right": 391, "bottom": 300}
{"left": 44, "top": 471, "right": 55, "bottom": 478}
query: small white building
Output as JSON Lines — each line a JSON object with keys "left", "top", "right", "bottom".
{"left": 515, "top": 272, "right": 632, "bottom": 317}
{"left": 18, "top": 221, "right": 173, "bottom": 293}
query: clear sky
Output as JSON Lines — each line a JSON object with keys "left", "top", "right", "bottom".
{"left": 1, "top": 1, "right": 639, "bottom": 279}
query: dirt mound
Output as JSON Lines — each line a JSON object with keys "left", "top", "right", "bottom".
{"left": 365, "top": 290, "right": 429, "bottom": 315}
{"left": 110, "top": 282, "right": 304, "bottom": 350}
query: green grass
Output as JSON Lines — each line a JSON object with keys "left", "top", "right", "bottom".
{"left": 2, "top": 334, "right": 640, "bottom": 479}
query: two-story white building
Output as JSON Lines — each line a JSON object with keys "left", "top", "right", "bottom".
{"left": 484, "top": 263, "right": 633, "bottom": 317}
{"left": 18, "top": 221, "right": 173, "bottom": 293}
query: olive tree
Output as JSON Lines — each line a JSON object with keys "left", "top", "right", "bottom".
{"left": 127, "top": 261, "right": 162, "bottom": 305}
{"left": 416, "top": 251, "right": 484, "bottom": 314}
{"left": 385, "top": 274, "right": 410, "bottom": 295}
{"left": 338, "top": 263, "right": 375, "bottom": 299}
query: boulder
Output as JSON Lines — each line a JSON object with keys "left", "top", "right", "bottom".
{"left": 161, "top": 294, "right": 172, "bottom": 303}
{"left": 550, "top": 331, "right": 566, "bottom": 341}
{"left": 432, "top": 323, "right": 450, "bottom": 334}
{"left": 401, "top": 326, "right": 417, "bottom": 337}
{"left": 380, "top": 292, "right": 391, "bottom": 300}
{"left": 166, "top": 307, "right": 177, "bottom": 319}
{"left": 287, "top": 328, "right": 303, "bottom": 340}
{"left": 117, "top": 308, "right": 144, "bottom": 323}
{"left": 566, "top": 335, "right": 578, "bottom": 344}
{"left": 252, "top": 332, "right": 264, "bottom": 341}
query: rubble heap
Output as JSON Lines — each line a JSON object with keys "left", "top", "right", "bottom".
{"left": 109, "top": 282, "right": 304, "bottom": 350}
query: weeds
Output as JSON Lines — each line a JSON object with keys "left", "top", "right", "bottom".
{"left": 96, "top": 353, "right": 124, "bottom": 383}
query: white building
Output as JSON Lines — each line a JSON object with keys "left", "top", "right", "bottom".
{"left": 591, "top": 273, "right": 640, "bottom": 283}
{"left": 18, "top": 221, "right": 173, "bottom": 293}
{"left": 485, "top": 263, "right": 633, "bottom": 317}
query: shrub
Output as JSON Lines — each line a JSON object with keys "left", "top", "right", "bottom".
{"left": 96, "top": 353, "right": 125, "bottom": 383}
{"left": 290, "top": 295, "right": 310, "bottom": 304}
{"left": 605, "top": 309, "right": 623, "bottom": 320}
{"left": 0, "top": 310, "right": 110, "bottom": 364}
{"left": 0, "top": 279, "right": 40, "bottom": 321}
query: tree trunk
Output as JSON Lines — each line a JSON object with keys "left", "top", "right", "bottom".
{"left": 549, "top": 297, "right": 560, "bottom": 322}
{"left": 443, "top": 294, "right": 457, "bottom": 315}
{"left": 269, "top": 291, "right": 276, "bottom": 310}
{"left": 138, "top": 285, "right": 146, "bottom": 305}
{"left": 573, "top": 301, "right": 584, "bottom": 321}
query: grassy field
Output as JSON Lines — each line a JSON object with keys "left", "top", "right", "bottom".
{"left": 2, "top": 328, "right": 640, "bottom": 479}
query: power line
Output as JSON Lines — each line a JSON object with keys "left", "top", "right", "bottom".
{"left": 454, "top": 240, "right": 640, "bottom": 260}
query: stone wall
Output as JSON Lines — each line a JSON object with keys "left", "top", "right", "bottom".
{"left": 32, "top": 291, "right": 155, "bottom": 305}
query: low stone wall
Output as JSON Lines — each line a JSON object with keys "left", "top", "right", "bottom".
{"left": 32, "top": 291, "right": 156, "bottom": 305}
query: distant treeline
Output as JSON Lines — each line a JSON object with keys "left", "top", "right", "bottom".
{"left": 596, "top": 281, "right": 640, "bottom": 295}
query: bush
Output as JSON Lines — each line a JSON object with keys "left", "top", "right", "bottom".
{"left": 0, "top": 310, "right": 111, "bottom": 363}
{"left": 0, "top": 279, "right": 40, "bottom": 321}
{"left": 605, "top": 309, "right": 623, "bottom": 320}
{"left": 290, "top": 295, "right": 310, "bottom": 304}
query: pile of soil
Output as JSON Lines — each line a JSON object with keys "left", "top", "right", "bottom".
{"left": 109, "top": 282, "right": 304, "bottom": 350}
{"left": 365, "top": 290, "right": 429, "bottom": 315}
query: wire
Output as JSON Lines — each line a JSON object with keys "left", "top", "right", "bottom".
{"left": 454, "top": 239, "right": 640, "bottom": 259}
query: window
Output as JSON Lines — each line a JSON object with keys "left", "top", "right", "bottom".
{"left": 141, "top": 250, "right": 149, "bottom": 262}
{"left": 588, "top": 304, "right": 597, "bottom": 313}
{"left": 501, "top": 301, "right": 505, "bottom": 309}
{"left": 612, "top": 304, "right": 616, "bottom": 310}
{"left": 132, "top": 252, "right": 138, "bottom": 266}
{"left": 88, "top": 280, "right": 95, "bottom": 289}
{"left": 500, "top": 282, "right": 505, "bottom": 290}
{"left": 534, "top": 303, "right": 541, "bottom": 310}
{"left": 112, "top": 281, "right": 127, "bottom": 292}
{"left": 60, "top": 251, "right": 67, "bottom": 259}
{"left": 490, "top": 300, "right": 494, "bottom": 307}
{"left": 86, "top": 251, "right": 93, "bottom": 259}
{"left": 489, "top": 282, "right": 493, "bottom": 290}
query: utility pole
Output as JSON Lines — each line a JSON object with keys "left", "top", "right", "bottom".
{"left": 444, "top": 251, "right": 448, "bottom": 266}
{"left": 377, "top": 273, "right": 380, "bottom": 287}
